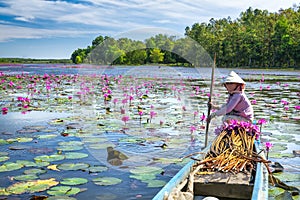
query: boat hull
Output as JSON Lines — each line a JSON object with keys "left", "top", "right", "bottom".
{"left": 152, "top": 141, "right": 268, "bottom": 200}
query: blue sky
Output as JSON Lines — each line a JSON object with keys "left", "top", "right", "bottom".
{"left": 0, "top": 0, "right": 297, "bottom": 59}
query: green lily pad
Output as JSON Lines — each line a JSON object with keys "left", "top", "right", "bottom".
{"left": 153, "top": 157, "right": 182, "bottom": 164}
{"left": 35, "top": 161, "right": 50, "bottom": 167}
{"left": 269, "top": 152, "right": 295, "bottom": 158}
{"left": 13, "top": 174, "right": 39, "bottom": 181}
{"left": 24, "top": 168, "right": 47, "bottom": 175}
{"left": 16, "top": 160, "right": 38, "bottom": 167}
{"left": 7, "top": 178, "right": 59, "bottom": 194}
{"left": 130, "top": 173, "right": 156, "bottom": 181}
{"left": 0, "top": 187, "right": 10, "bottom": 195}
{"left": 58, "top": 141, "right": 84, "bottom": 146}
{"left": 92, "top": 177, "right": 122, "bottom": 186}
{"left": 0, "top": 162, "right": 24, "bottom": 172}
{"left": 0, "top": 156, "right": 9, "bottom": 162}
{"left": 7, "top": 137, "right": 33, "bottom": 143}
{"left": 273, "top": 172, "right": 300, "bottom": 182}
{"left": 60, "top": 178, "right": 88, "bottom": 186}
{"left": 271, "top": 144, "right": 288, "bottom": 152}
{"left": 88, "top": 166, "right": 108, "bottom": 173}
{"left": 130, "top": 166, "right": 163, "bottom": 175}
{"left": 144, "top": 179, "right": 166, "bottom": 188}
{"left": 47, "top": 186, "right": 81, "bottom": 196}
{"left": 36, "top": 134, "right": 58, "bottom": 139}
{"left": 0, "top": 139, "right": 9, "bottom": 145}
{"left": 9, "top": 145, "right": 29, "bottom": 150}
{"left": 272, "top": 135, "right": 295, "bottom": 142}
{"left": 64, "top": 152, "right": 88, "bottom": 159}
{"left": 57, "top": 145, "right": 83, "bottom": 151}
{"left": 57, "top": 163, "right": 89, "bottom": 171}
{"left": 34, "top": 154, "right": 65, "bottom": 162}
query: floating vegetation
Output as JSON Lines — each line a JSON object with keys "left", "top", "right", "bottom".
{"left": 0, "top": 162, "right": 24, "bottom": 172}
{"left": 0, "top": 66, "right": 299, "bottom": 199}
{"left": 57, "top": 163, "right": 90, "bottom": 171}
{"left": 34, "top": 154, "right": 65, "bottom": 162}
{"left": 6, "top": 178, "right": 59, "bottom": 195}
{"left": 92, "top": 177, "right": 122, "bottom": 186}
{"left": 47, "top": 186, "right": 81, "bottom": 196}
{"left": 60, "top": 177, "right": 88, "bottom": 186}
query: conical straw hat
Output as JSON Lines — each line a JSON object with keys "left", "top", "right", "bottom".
{"left": 222, "top": 71, "right": 245, "bottom": 84}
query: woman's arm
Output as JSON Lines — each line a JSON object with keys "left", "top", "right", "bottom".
{"left": 215, "top": 93, "right": 242, "bottom": 116}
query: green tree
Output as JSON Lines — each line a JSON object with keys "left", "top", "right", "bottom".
{"left": 149, "top": 48, "right": 164, "bottom": 63}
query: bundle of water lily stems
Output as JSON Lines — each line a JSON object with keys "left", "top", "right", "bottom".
{"left": 194, "top": 120, "right": 272, "bottom": 178}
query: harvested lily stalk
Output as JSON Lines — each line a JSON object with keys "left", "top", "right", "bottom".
{"left": 194, "top": 121, "right": 270, "bottom": 174}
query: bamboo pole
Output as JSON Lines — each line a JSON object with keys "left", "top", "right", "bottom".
{"left": 204, "top": 53, "right": 216, "bottom": 147}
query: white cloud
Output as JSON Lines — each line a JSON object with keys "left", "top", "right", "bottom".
{"left": 0, "top": 0, "right": 298, "bottom": 42}
{"left": 0, "top": 24, "right": 101, "bottom": 42}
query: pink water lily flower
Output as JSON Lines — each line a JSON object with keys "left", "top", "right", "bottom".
{"left": 265, "top": 142, "right": 273, "bottom": 150}
{"left": 265, "top": 142, "right": 273, "bottom": 159}
{"left": 150, "top": 111, "right": 156, "bottom": 119}
{"left": 200, "top": 113, "right": 206, "bottom": 121}
{"left": 190, "top": 125, "right": 197, "bottom": 134}
{"left": 257, "top": 118, "right": 267, "bottom": 125}
{"left": 121, "top": 116, "right": 130, "bottom": 126}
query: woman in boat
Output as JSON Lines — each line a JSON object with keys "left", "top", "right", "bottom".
{"left": 207, "top": 71, "right": 254, "bottom": 123}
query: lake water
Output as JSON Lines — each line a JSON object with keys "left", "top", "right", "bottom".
{"left": 0, "top": 64, "right": 299, "bottom": 199}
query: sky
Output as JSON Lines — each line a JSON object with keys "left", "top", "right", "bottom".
{"left": 0, "top": 0, "right": 298, "bottom": 59}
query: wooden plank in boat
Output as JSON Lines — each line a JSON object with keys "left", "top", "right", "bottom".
{"left": 194, "top": 172, "right": 251, "bottom": 185}
{"left": 194, "top": 172, "right": 253, "bottom": 199}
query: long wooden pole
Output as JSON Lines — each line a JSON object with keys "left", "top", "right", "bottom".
{"left": 204, "top": 53, "right": 216, "bottom": 147}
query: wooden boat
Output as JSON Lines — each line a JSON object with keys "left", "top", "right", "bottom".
{"left": 153, "top": 140, "right": 268, "bottom": 200}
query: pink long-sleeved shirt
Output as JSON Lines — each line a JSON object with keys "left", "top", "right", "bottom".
{"left": 215, "top": 92, "right": 254, "bottom": 121}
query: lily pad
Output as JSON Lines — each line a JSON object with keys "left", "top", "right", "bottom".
{"left": 153, "top": 157, "right": 182, "bottom": 164}
{"left": 0, "top": 156, "right": 9, "bottom": 162}
{"left": 130, "top": 173, "right": 157, "bottom": 181}
{"left": 0, "top": 187, "right": 10, "bottom": 195}
{"left": 60, "top": 178, "right": 88, "bottom": 186}
{"left": 58, "top": 141, "right": 83, "bottom": 146}
{"left": 47, "top": 186, "right": 81, "bottom": 196}
{"left": 144, "top": 179, "right": 166, "bottom": 188}
{"left": 57, "top": 163, "right": 89, "bottom": 171}
{"left": 13, "top": 174, "right": 39, "bottom": 181}
{"left": 0, "top": 162, "right": 24, "bottom": 172}
{"left": 7, "top": 178, "right": 59, "bottom": 194}
{"left": 271, "top": 144, "right": 288, "bottom": 152}
{"left": 36, "top": 134, "right": 58, "bottom": 139}
{"left": 130, "top": 166, "right": 163, "bottom": 175}
{"left": 0, "top": 139, "right": 9, "bottom": 145}
{"left": 34, "top": 154, "right": 65, "bottom": 162}
{"left": 64, "top": 152, "right": 88, "bottom": 159}
{"left": 88, "top": 166, "right": 108, "bottom": 173}
{"left": 23, "top": 168, "right": 47, "bottom": 175}
{"left": 273, "top": 172, "right": 300, "bottom": 182}
{"left": 16, "top": 160, "right": 38, "bottom": 167}
{"left": 57, "top": 145, "right": 83, "bottom": 151}
{"left": 9, "top": 145, "right": 29, "bottom": 150}
{"left": 93, "top": 177, "right": 122, "bottom": 186}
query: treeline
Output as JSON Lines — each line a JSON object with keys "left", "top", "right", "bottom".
{"left": 186, "top": 6, "right": 300, "bottom": 68}
{"left": 71, "top": 5, "right": 300, "bottom": 68}
{"left": 0, "top": 58, "right": 72, "bottom": 64}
